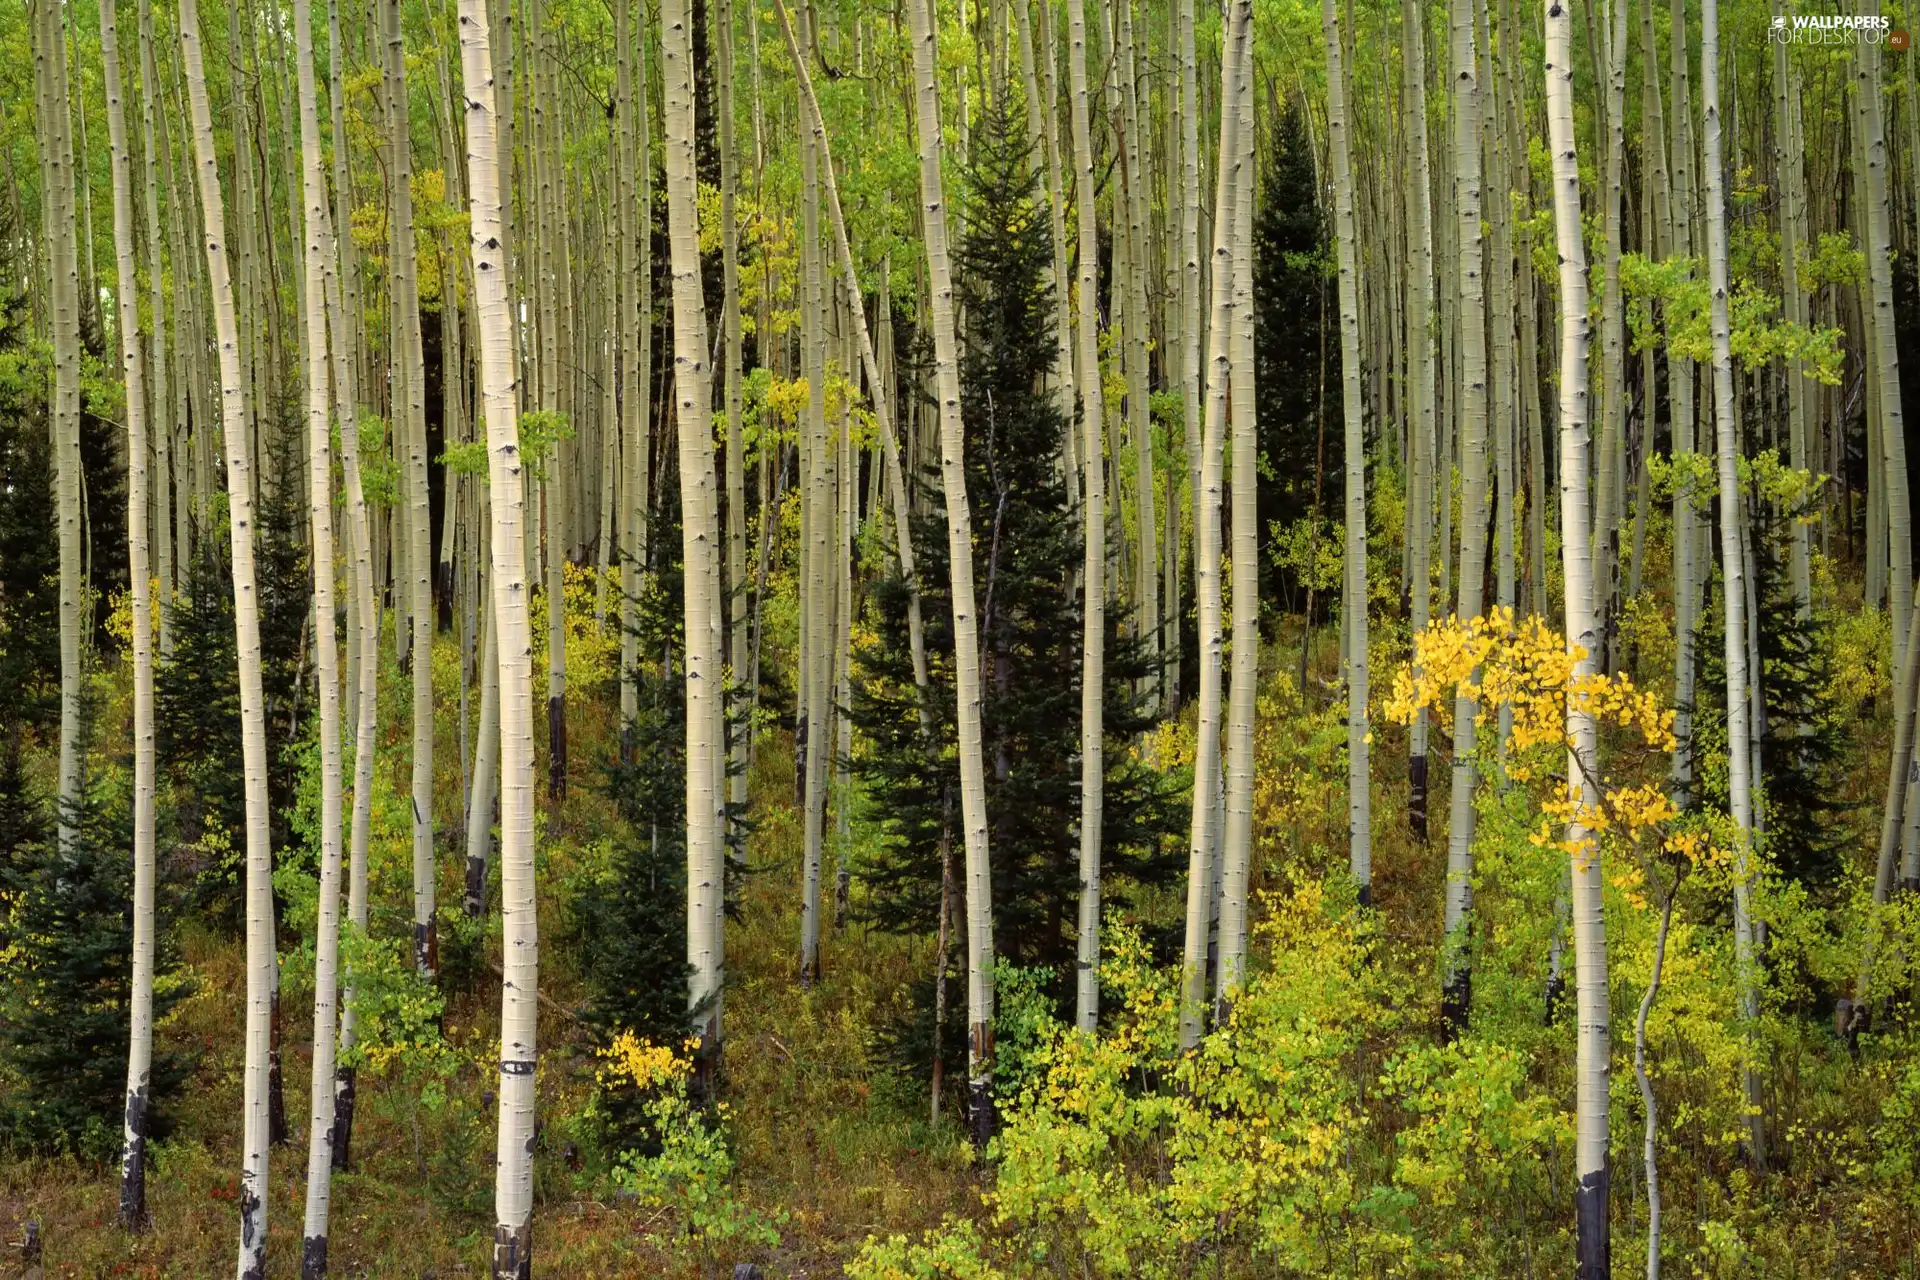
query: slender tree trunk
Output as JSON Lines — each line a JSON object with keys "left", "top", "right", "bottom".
{"left": 1064, "top": 0, "right": 1107, "bottom": 1034}
{"left": 1324, "top": 0, "right": 1370, "bottom": 903}
{"left": 1635, "top": 882, "right": 1678, "bottom": 1280}
{"left": 291, "top": 1, "right": 346, "bottom": 1264}
{"left": 1214, "top": 23, "right": 1257, "bottom": 1011}
{"left": 454, "top": 4, "right": 540, "bottom": 1271}
{"left": 663, "top": 0, "right": 727, "bottom": 1056}
{"left": 33, "top": 0, "right": 85, "bottom": 855}
{"left": 1545, "top": 5, "right": 1609, "bottom": 1272}
{"left": 178, "top": 0, "right": 278, "bottom": 1266}
{"left": 1180, "top": 0, "right": 1251, "bottom": 1050}
{"left": 100, "top": 0, "right": 156, "bottom": 1226}
{"left": 798, "top": 119, "right": 829, "bottom": 984}
{"left": 1700, "top": 0, "right": 1765, "bottom": 1170}
{"left": 1441, "top": 0, "right": 1490, "bottom": 1041}
{"left": 1669, "top": 0, "right": 1701, "bottom": 794}
{"left": 1404, "top": 0, "right": 1436, "bottom": 844}
{"left": 907, "top": 0, "right": 998, "bottom": 1146}
{"left": 719, "top": 0, "right": 749, "bottom": 830}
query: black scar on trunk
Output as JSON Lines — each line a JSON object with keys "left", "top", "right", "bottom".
{"left": 301, "top": 1233, "right": 329, "bottom": 1279}
{"left": 1409, "top": 752, "right": 1428, "bottom": 842}
{"left": 331, "top": 1066, "right": 358, "bottom": 1170}
{"left": 493, "top": 1216, "right": 533, "bottom": 1279}
{"left": 1574, "top": 1161, "right": 1610, "bottom": 1279}
{"left": 239, "top": 1186, "right": 267, "bottom": 1280}
{"left": 967, "top": 1020, "right": 996, "bottom": 1155}
{"left": 548, "top": 694, "right": 568, "bottom": 801}
{"left": 119, "top": 1084, "right": 150, "bottom": 1230}
{"left": 1440, "top": 965, "right": 1472, "bottom": 1043}
{"left": 465, "top": 850, "right": 490, "bottom": 917}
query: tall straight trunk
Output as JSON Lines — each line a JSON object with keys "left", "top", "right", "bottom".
{"left": 907, "top": 0, "right": 998, "bottom": 1146}
{"left": 1014, "top": 0, "right": 1076, "bottom": 437}
{"left": 1065, "top": 0, "right": 1107, "bottom": 1035}
{"left": 663, "top": 0, "right": 727, "bottom": 1055}
{"left": 178, "top": 0, "right": 277, "bottom": 1267}
{"left": 1175, "top": 0, "right": 1200, "bottom": 714}
{"left": 1857, "top": 20, "right": 1911, "bottom": 669}
{"left": 325, "top": 0, "right": 378, "bottom": 1170}
{"left": 1404, "top": 0, "right": 1436, "bottom": 843}
{"left": 291, "top": 0, "right": 346, "bottom": 1263}
{"left": 1324, "top": 0, "right": 1369, "bottom": 900}
{"left": 101, "top": 0, "right": 157, "bottom": 1226}
{"left": 1593, "top": 0, "right": 1628, "bottom": 669}
{"left": 1486, "top": 0, "right": 1518, "bottom": 768}
{"left": 1441, "top": 0, "right": 1490, "bottom": 1041}
{"left": 534, "top": 0, "right": 569, "bottom": 803}
{"left": 798, "top": 121, "right": 829, "bottom": 984}
{"left": 465, "top": 564, "right": 500, "bottom": 916}
{"left": 617, "top": 0, "right": 641, "bottom": 749}
{"left": 1699, "top": 0, "right": 1766, "bottom": 1171}
{"left": 718, "top": 0, "right": 749, "bottom": 825}
{"left": 382, "top": 0, "right": 437, "bottom": 978}
{"left": 1770, "top": 3, "right": 1811, "bottom": 615}
{"left": 1669, "top": 0, "right": 1701, "bottom": 792}
{"left": 1180, "top": 0, "right": 1252, "bottom": 1050}
{"left": 454, "top": 4, "right": 539, "bottom": 1271}
{"left": 137, "top": 0, "right": 173, "bottom": 655}
{"left": 1214, "top": 23, "right": 1257, "bottom": 1009}
{"left": 33, "top": 0, "right": 85, "bottom": 854}
{"left": 1117, "top": 0, "right": 1158, "bottom": 711}
{"left": 1545, "top": 6, "right": 1608, "bottom": 1272}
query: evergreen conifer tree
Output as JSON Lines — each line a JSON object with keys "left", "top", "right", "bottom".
{"left": 852, "top": 105, "right": 1179, "bottom": 1081}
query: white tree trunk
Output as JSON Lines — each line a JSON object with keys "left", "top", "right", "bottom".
{"left": 1699, "top": 0, "right": 1765, "bottom": 1168}
{"left": 1545, "top": 5, "right": 1608, "bottom": 1271}
{"left": 1323, "top": 0, "right": 1370, "bottom": 900}
{"left": 100, "top": 0, "right": 156, "bottom": 1226}
{"left": 906, "top": 0, "right": 998, "bottom": 1145}
{"left": 454, "top": 2, "right": 541, "bottom": 1269}
{"left": 1064, "top": 0, "right": 1107, "bottom": 1034}
{"left": 663, "top": 0, "right": 727, "bottom": 1052}
{"left": 1179, "top": 0, "right": 1251, "bottom": 1050}
{"left": 177, "top": 0, "right": 277, "bottom": 1267}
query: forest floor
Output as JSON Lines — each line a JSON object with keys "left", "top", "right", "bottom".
{"left": 0, "top": 647, "right": 992, "bottom": 1278}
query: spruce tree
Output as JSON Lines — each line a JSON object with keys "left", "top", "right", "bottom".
{"left": 852, "top": 105, "right": 1180, "bottom": 1073}
{"left": 1253, "top": 100, "right": 1334, "bottom": 614}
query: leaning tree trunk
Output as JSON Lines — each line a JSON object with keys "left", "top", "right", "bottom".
{"left": 1546, "top": 4, "right": 1608, "bottom": 1273}
{"left": 1700, "top": 0, "right": 1765, "bottom": 1170}
{"left": 663, "top": 0, "right": 727, "bottom": 1057}
{"left": 100, "top": 0, "right": 156, "bottom": 1226}
{"left": 292, "top": 0, "right": 347, "bottom": 1266}
{"left": 1323, "top": 0, "right": 1370, "bottom": 901}
{"left": 1064, "top": 0, "right": 1107, "bottom": 1035}
{"left": 454, "top": 1, "right": 541, "bottom": 1271}
{"left": 906, "top": 0, "right": 998, "bottom": 1149}
{"left": 178, "top": 0, "right": 278, "bottom": 1268}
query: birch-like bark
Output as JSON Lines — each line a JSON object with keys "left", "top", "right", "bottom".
{"left": 663, "top": 0, "right": 727, "bottom": 1052}
{"left": 1669, "top": 0, "right": 1701, "bottom": 793}
{"left": 1700, "top": 0, "right": 1765, "bottom": 1170}
{"left": 1442, "top": 0, "right": 1490, "bottom": 1040}
{"left": 1215, "top": 23, "right": 1257, "bottom": 1009}
{"left": 324, "top": 0, "right": 378, "bottom": 1171}
{"left": 1064, "top": 0, "right": 1107, "bottom": 1034}
{"left": 178, "top": 0, "right": 277, "bottom": 1266}
{"left": 137, "top": 0, "right": 172, "bottom": 655}
{"left": 1180, "top": 0, "right": 1251, "bottom": 1049}
{"left": 719, "top": 0, "right": 749, "bottom": 825}
{"left": 798, "top": 120, "right": 829, "bottom": 984}
{"left": 455, "top": 2, "right": 540, "bottom": 1269}
{"left": 1404, "top": 0, "right": 1437, "bottom": 844}
{"left": 382, "top": 0, "right": 438, "bottom": 978}
{"left": 907, "top": 0, "right": 998, "bottom": 1146}
{"left": 33, "top": 0, "right": 84, "bottom": 855}
{"left": 1325, "top": 0, "right": 1369, "bottom": 900}
{"left": 291, "top": 0, "right": 346, "bottom": 1262}
{"left": 1544, "top": 4, "right": 1608, "bottom": 1271}
{"left": 101, "top": 0, "right": 157, "bottom": 1226}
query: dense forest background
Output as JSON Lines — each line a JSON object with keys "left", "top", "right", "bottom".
{"left": 2, "top": 0, "right": 1920, "bottom": 1275}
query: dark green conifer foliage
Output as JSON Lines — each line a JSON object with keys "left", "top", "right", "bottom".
{"left": 852, "top": 105, "right": 1180, "bottom": 1081}
{"left": 1253, "top": 100, "right": 1334, "bottom": 616}
{"left": 0, "top": 394, "right": 59, "bottom": 735}
{"left": 0, "top": 704, "right": 191, "bottom": 1158}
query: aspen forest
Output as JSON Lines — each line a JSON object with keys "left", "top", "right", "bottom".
{"left": 4, "top": 0, "right": 1920, "bottom": 1269}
